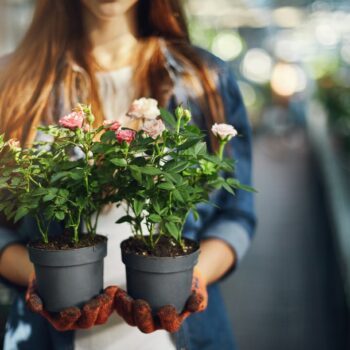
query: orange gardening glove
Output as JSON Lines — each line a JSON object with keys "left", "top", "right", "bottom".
{"left": 25, "top": 273, "right": 119, "bottom": 331}
{"left": 114, "top": 267, "right": 208, "bottom": 334}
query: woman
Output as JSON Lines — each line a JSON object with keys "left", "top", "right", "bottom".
{"left": 0, "top": 0, "right": 255, "bottom": 349}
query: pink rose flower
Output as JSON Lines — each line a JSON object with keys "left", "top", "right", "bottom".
{"left": 59, "top": 111, "right": 84, "bottom": 129}
{"left": 211, "top": 123, "right": 238, "bottom": 141}
{"left": 142, "top": 119, "right": 166, "bottom": 139}
{"left": 116, "top": 129, "right": 136, "bottom": 144}
{"left": 127, "top": 98, "right": 160, "bottom": 120}
{"left": 103, "top": 120, "right": 122, "bottom": 131}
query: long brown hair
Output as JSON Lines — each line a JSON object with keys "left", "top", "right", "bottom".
{"left": 0, "top": 0, "right": 225, "bottom": 148}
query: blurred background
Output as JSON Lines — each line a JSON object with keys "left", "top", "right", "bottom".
{"left": 1, "top": 0, "right": 350, "bottom": 349}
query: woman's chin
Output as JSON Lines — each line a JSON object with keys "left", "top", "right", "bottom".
{"left": 81, "top": 0, "right": 138, "bottom": 19}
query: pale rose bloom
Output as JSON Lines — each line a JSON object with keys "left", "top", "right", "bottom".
{"left": 83, "top": 125, "right": 91, "bottom": 132}
{"left": 103, "top": 120, "right": 121, "bottom": 131}
{"left": 8, "top": 139, "right": 20, "bottom": 150}
{"left": 59, "top": 111, "right": 84, "bottom": 129}
{"left": 127, "top": 98, "right": 160, "bottom": 120}
{"left": 87, "top": 159, "right": 95, "bottom": 167}
{"left": 116, "top": 129, "right": 136, "bottom": 144}
{"left": 142, "top": 119, "right": 166, "bottom": 139}
{"left": 211, "top": 123, "right": 238, "bottom": 141}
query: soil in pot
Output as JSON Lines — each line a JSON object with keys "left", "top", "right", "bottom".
{"left": 121, "top": 235, "right": 200, "bottom": 314}
{"left": 121, "top": 235, "right": 198, "bottom": 257}
{"left": 28, "top": 234, "right": 107, "bottom": 313}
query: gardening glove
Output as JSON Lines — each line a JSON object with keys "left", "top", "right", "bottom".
{"left": 114, "top": 267, "right": 208, "bottom": 333}
{"left": 25, "top": 273, "right": 118, "bottom": 331}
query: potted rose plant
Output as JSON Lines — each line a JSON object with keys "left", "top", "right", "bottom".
{"left": 97, "top": 98, "right": 254, "bottom": 313}
{"left": 0, "top": 106, "right": 109, "bottom": 312}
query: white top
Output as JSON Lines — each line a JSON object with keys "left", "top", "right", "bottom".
{"left": 74, "top": 68, "right": 176, "bottom": 350}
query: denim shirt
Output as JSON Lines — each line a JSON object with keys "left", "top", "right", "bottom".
{"left": 0, "top": 47, "right": 256, "bottom": 350}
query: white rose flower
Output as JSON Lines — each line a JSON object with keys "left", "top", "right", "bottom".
{"left": 127, "top": 98, "right": 160, "bottom": 120}
{"left": 211, "top": 123, "right": 238, "bottom": 141}
{"left": 142, "top": 119, "right": 166, "bottom": 139}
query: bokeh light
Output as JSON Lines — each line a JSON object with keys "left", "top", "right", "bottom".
{"left": 241, "top": 48, "right": 273, "bottom": 84}
{"left": 271, "top": 63, "right": 307, "bottom": 97}
{"left": 211, "top": 31, "right": 243, "bottom": 61}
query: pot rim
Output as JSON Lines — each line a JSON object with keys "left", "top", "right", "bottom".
{"left": 121, "top": 237, "right": 200, "bottom": 273}
{"left": 28, "top": 235, "right": 108, "bottom": 267}
{"left": 27, "top": 234, "right": 107, "bottom": 252}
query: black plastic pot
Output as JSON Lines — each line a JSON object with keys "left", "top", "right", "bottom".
{"left": 28, "top": 236, "right": 107, "bottom": 312}
{"left": 121, "top": 238, "right": 200, "bottom": 314}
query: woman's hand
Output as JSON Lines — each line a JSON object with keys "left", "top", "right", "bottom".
{"left": 25, "top": 273, "right": 118, "bottom": 331}
{"left": 26, "top": 268, "right": 208, "bottom": 333}
{"left": 115, "top": 268, "right": 208, "bottom": 333}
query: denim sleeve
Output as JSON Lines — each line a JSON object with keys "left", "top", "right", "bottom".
{"left": 0, "top": 226, "right": 24, "bottom": 254}
{"left": 0, "top": 215, "right": 25, "bottom": 255}
{"left": 197, "top": 64, "right": 256, "bottom": 267}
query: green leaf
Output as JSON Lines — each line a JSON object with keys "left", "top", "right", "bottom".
{"left": 172, "top": 189, "right": 184, "bottom": 202}
{"left": 160, "top": 108, "right": 177, "bottom": 129}
{"left": 43, "top": 193, "right": 56, "bottom": 202}
{"left": 14, "top": 207, "right": 29, "bottom": 223}
{"left": 158, "top": 182, "right": 175, "bottom": 191}
{"left": 226, "top": 178, "right": 239, "bottom": 186}
{"left": 194, "top": 142, "right": 207, "bottom": 156}
{"left": 116, "top": 215, "right": 134, "bottom": 224}
{"left": 166, "top": 215, "right": 182, "bottom": 223}
{"left": 58, "top": 189, "right": 69, "bottom": 197}
{"left": 163, "top": 172, "right": 182, "bottom": 184}
{"left": 223, "top": 182, "right": 235, "bottom": 195}
{"left": 139, "top": 166, "right": 162, "bottom": 176}
{"left": 164, "top": 160, "right": 189, "bottom": 173}
{"left": 133, "top": 199, "right": 144, "bottom": 216}
{"left": 101, "top": 130, "right": 116, "bottom": 142}
{"left": 239, "top": 184, "right": 257, "bottom": 193}
{"left": 110, "top": 158, "right": 127, "bottom": 167}
{"left": 192, "top": 208, "right": 200, "bottom": 221}
{"left": 51, "top": 171, "right": 69, "bottom": 182}
{"left": 148, "top": 213, "right": 162, "bottom": 223}
{"left": 11, "top": 177, "right": 21, "bottom": 186}
{"left": 55, "top": 211, "right": 65, "bottom": 221}
{"left": 31, "top": 188, "right": 48, "bottom": 197}
{"left": 165, "top": 222, "right": 180, "bottom": 241}
{"left": 70, "top": 170, "right": 84, "bottom": 180}
{"left": 152, "top": 199, "right": 162, "bottom": 214}
{"left": 177, "top": 137, "right": 202, "bottom": 151}
{"left": 55, "top": 197, "right": 67, "bottom": 205}
{"left": 130, "top": 169, "right": 142, "bottom": 183}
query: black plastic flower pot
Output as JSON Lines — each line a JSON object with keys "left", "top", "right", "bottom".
{"left": 121, "top": 238, "right": 200, "bottom": 314}
{"left": 28, "top": 235, "right": 107, "bottom": 312}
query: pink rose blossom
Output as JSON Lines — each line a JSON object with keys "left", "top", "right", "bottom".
{"left": 103, "top": 120, "right": 121, "bottom": 131}
{"left": 59, "top": 111, "right": 84, "bottom": 130}
{"left": 116, "top": 129, "right": 136, "bottom": 144}
{"left": 127, "top": 98, "right": 160, "bottom": 120}
{"left": 211, "top": 123, "right": 238, "bottom": 141}
{"left": 142, "top": 119, "right": 166, "bottom": 139}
